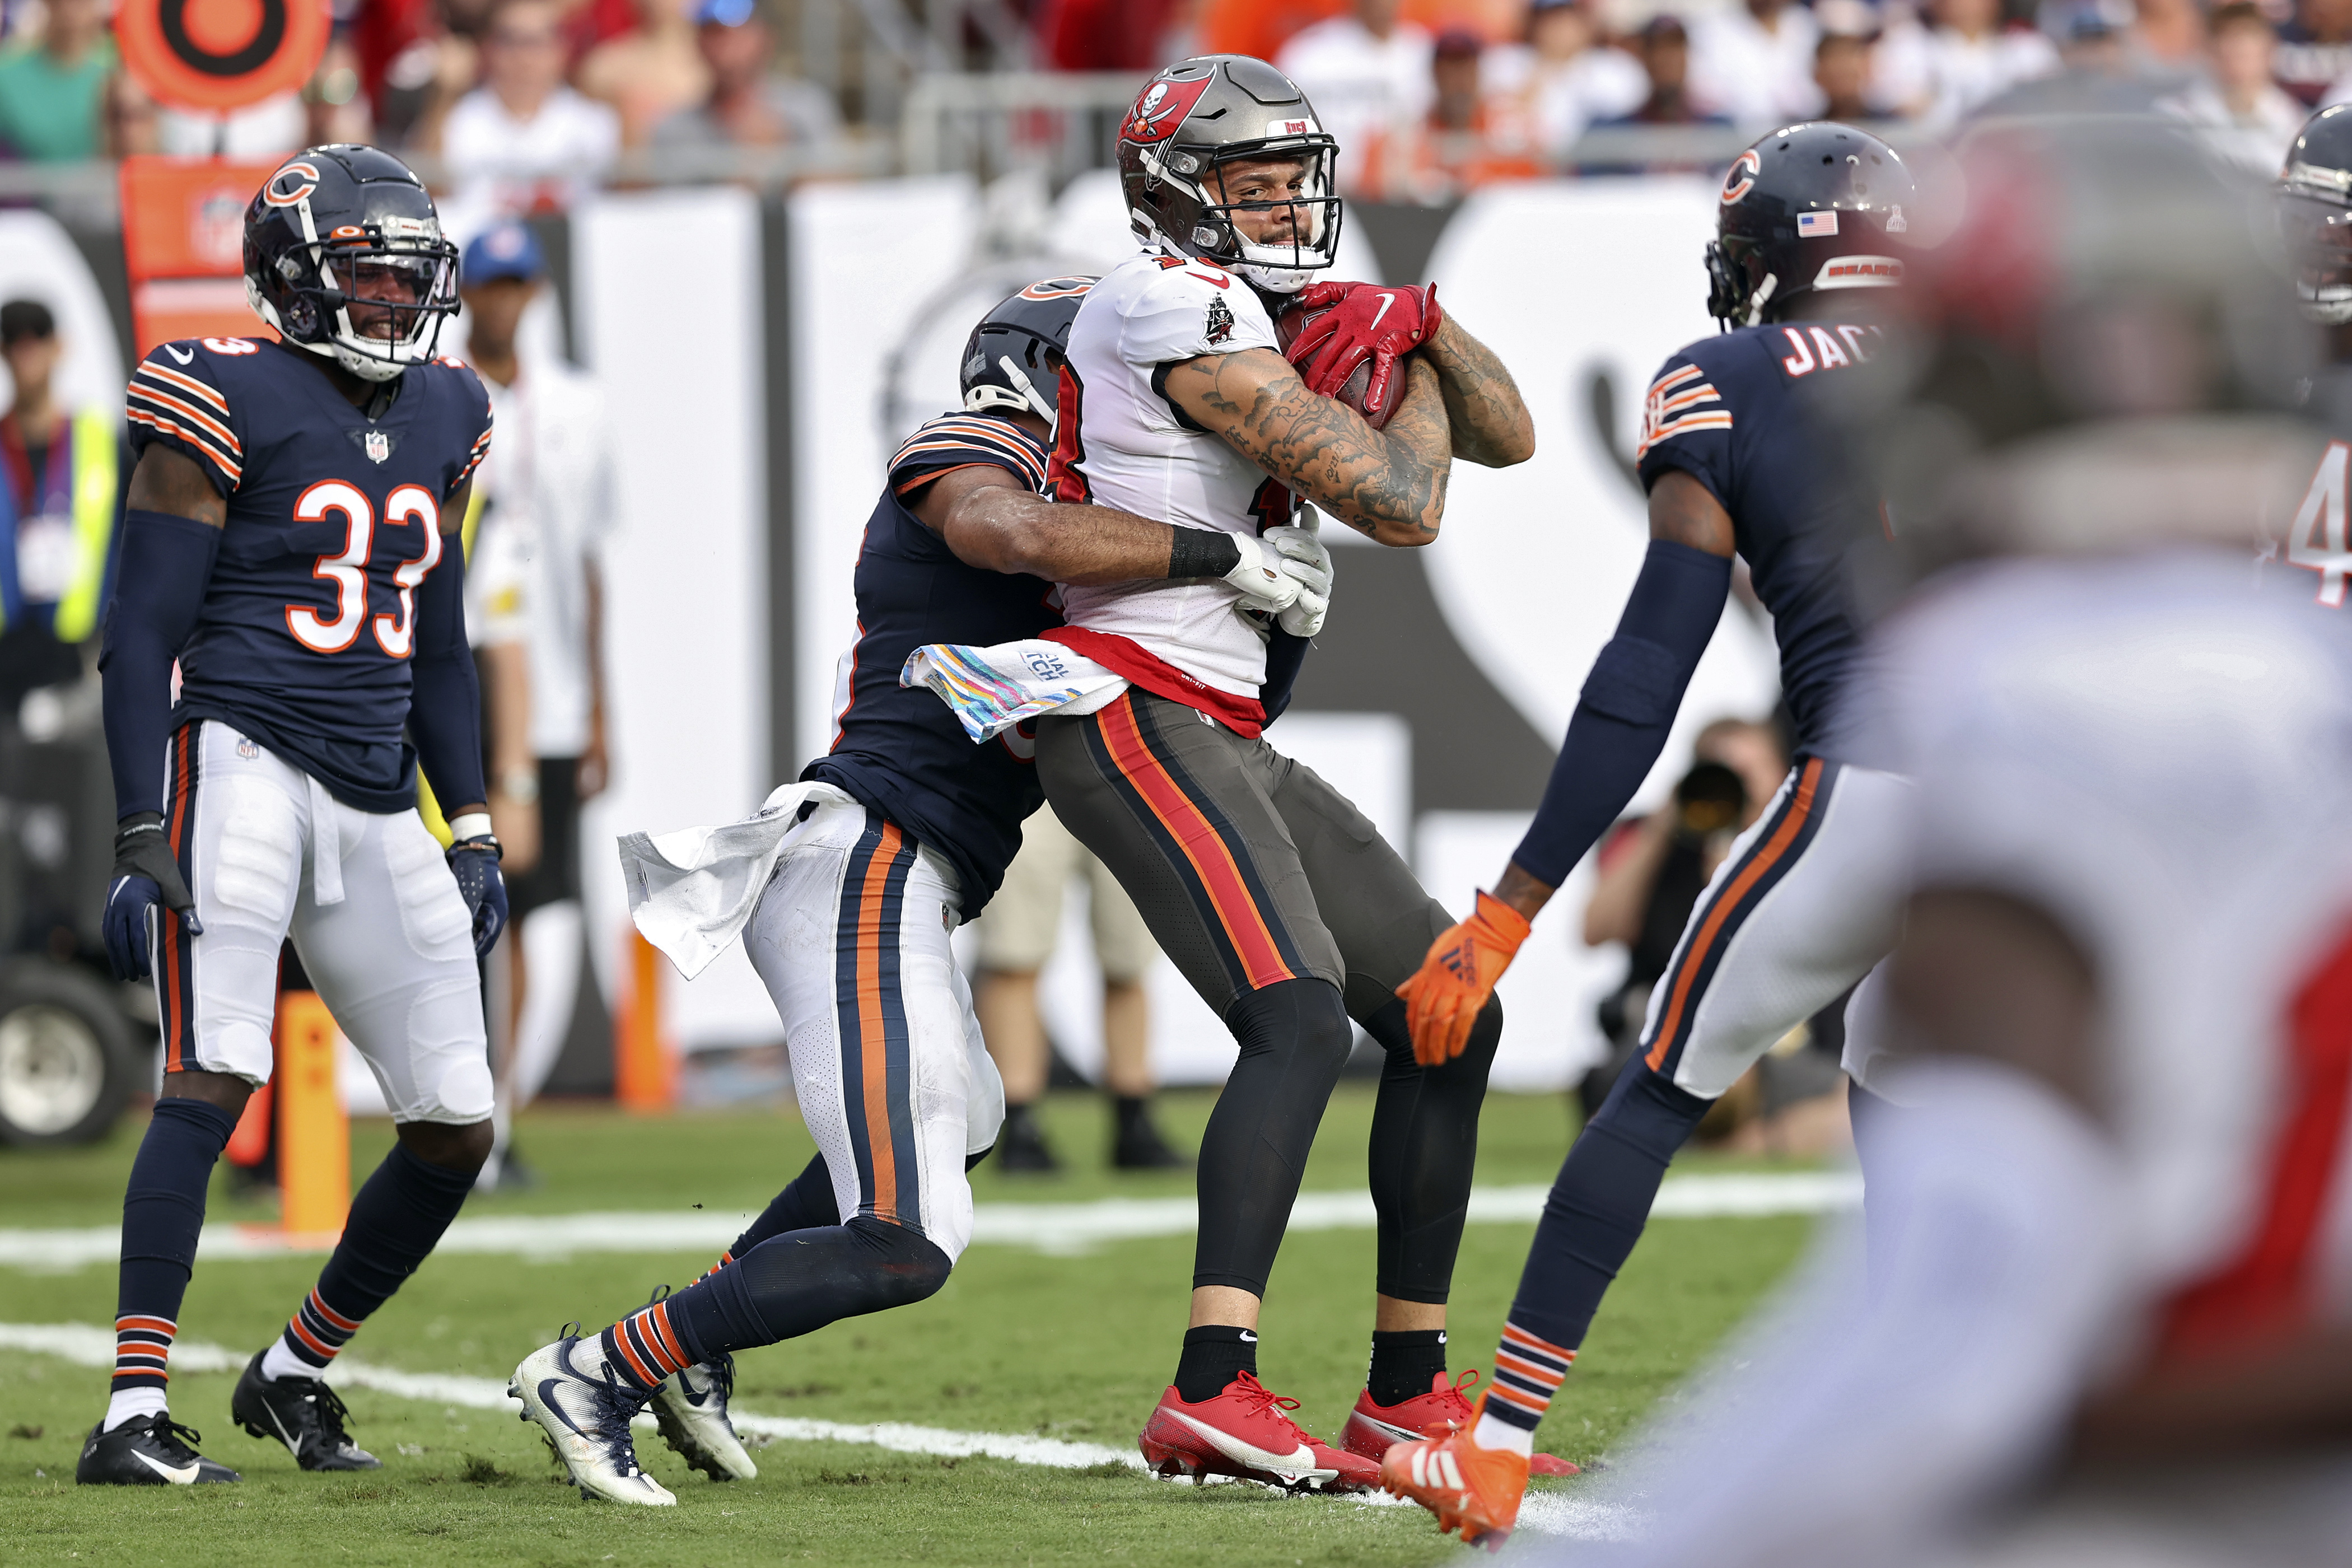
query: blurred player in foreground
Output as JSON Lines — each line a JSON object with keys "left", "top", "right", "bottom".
{"left": 2279, "top": 103, "right": 2352, "bottom": 614}
{"left": 1537, "top": 120, "right": 2352, "bottom": 1568}
{"left": 1019, "top": 55, "right": 1536, "bottom": 1492}
{"left": 80, "top": 148, "right": 505, "bottom": 1486}
{"left": 508, "top": 280, "right": 1332, "bottom": 1504}
{"left": 1384, "top": 123, "right": 1912, "bottom": 1539}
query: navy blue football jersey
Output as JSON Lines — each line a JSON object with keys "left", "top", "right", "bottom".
{"left": 802, "top": 413, "right": 1060, "bottom": 917}
{"left": 124, "top": 337, "right": 491, "bottom": 812}
{"left": 1635, "top": 322, "right": 1878, "bottom": 752}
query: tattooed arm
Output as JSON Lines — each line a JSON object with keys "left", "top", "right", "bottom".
{"left": 1420, "top": 316, "right": 1536, "bottom": 469}
{"left": 1162, "top": 347, "right": 1454, "bottom": 546}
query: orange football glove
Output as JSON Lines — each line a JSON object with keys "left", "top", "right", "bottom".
{"left": 1396, "top": 890, "right": 1530, "bottom": 1067}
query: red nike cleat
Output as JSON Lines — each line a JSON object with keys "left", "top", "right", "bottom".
{"left": 1343, "top": 1370, "right": 1580, "bottom": 1477}
{"left": 1379, "top": 1393, "right": 1531, "bottom": 1551}
{"left": 1138, "top": 1373, "right": 1380, "bottom": 1492}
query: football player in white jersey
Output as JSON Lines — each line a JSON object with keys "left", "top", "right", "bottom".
{"left": 1026, "top": 55, "right": 1542, "bottom": 1491}
{"left": 1516, "top": 120, "right": 2352, "bottom": 1568}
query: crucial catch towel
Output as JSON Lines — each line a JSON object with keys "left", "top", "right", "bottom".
{"left": 900, "top": 639, "right": 1129, "bottom": 744}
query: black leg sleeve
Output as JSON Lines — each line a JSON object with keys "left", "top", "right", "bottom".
{"left": 667, "top": 1215, "right": 953, "bottom": 1361}
{"left": 1362, "top": 993, "right": 1502, "bottom": 1304}
{"left": 1191, "top": 977, "right": 1354, "bottom": 1296}
{"left": 725, "top": 1154, "right": 838, "bottom": 1261}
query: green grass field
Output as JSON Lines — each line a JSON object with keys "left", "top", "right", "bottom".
{"left": 0, "top": 1088, "right": 1816, "bottom": 1566}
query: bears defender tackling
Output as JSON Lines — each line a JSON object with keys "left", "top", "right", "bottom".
{"left": 1384, "top": 123, "right": 1915, "bottom": 1542}
{"left": 508, "top": 279, "right": 1334, "bottom": 1504}
{"left": 1022, "top": 55, "right": 1539, "bottom": 1491}
{"left": 78, "top": 147, "right": 507, "bottom": 1487}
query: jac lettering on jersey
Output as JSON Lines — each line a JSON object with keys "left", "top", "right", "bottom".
{"left": 801, "top": 412, "right": 1060, "bottom": 917}
{"left": 1044, "top": 250, "right": 1287, "bottom": 730}
{"left": 124, "top": 338, "right": 491, "bottom": 812}
{"left": 1633, "top": 323, "right": 1880, "bottom": 753}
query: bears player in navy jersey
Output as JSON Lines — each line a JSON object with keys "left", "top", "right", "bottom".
{"left": 1383, "top": 123, "right": 1917, "bottom": 1543}
{"left": 2278, "top": 105, "right": 2352, "bottom": 608}
{"left": 507, "top": 278, "right": 1332, "bottom": 1504}
{"left": 77, "top": 147, "right": 507, "bottom": 1487}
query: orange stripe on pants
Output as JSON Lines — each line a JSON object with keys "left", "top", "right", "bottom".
{"left": 854, "top": 824, "right": 904, "bottom": 1224}
{"left": 1098, "top": 694, "right": 1296, "bottom": 991}
{"left": 1646, "top": 759, "right": 1826, "bottom": 1074}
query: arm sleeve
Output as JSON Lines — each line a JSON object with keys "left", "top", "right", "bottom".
{"left": 1259, "top": 628, "right": 1309, "bottom": 725}
{"left": 124, "top": 347, "right": 242, "bottom": 496}
{"left": 452, "top": 364, "right": 494, "bottom": 494}
{"left": 99, "top": 510, "right": 222, "bottom": 820}
{"left": 409, "top": 538, "right": 488, "bottom": 812}
{"left": 1510, "top": 540, "right": 1732, "bottom": 886}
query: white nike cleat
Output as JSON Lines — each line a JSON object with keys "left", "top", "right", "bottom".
{"left": 651, "top": 1353, "right": 758, "bottom": 1482}
{"left": 508, "top": 1332, "right": 676, "bottom": 1505}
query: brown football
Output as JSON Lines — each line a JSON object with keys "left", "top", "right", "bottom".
{"left": 1273, "top": 296, "right": 1394, "bottom": 430}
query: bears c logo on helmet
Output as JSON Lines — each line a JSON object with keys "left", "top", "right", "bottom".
{"left": 1722, "top": 150, "right": 1761, "bottom": 206}
{"left": 263, "top": 161, "right": 320, "bottom": 208}
{"left": 1018, "top": 276, "right": 1095, "bottom": 302}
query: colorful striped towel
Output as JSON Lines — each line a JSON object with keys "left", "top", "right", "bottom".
{"left": 900, "top": 640, "right": 1129, "bottom": 743}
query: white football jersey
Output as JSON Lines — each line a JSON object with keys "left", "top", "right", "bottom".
{"left": 1048, "top": 248, "right": 1288, "bottom": 701}
{"left": 1850, "top": 548, "right": 2352, "bottom": 1337}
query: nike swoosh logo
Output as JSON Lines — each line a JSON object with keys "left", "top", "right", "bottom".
{"left": 1188, "top": 271, "right": 1231, "bottom": 290}
{"left": 1352, "top": 1413, "right": 1425, "bottom": 1444}
{"left": 1239, "top": 1331, "right": 1257, "bottom": 1342}
{"left": 1369, "top": 293, "right": 1395, "bottom": 330}
{"left": 539, "top": 1378, "right": 590, "bottom": 1438}
{"left": 1163, "top": 1410, "right": 1324, "bottom": 1476}
{"left": 163, "top": 344, "right": 194, "bottom": 365}
{"left": 132, "top": 1449, "right": 202, "bottom": 1483}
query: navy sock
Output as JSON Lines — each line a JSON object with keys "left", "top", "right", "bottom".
{"left": 114, "top": 1098, "right": 238, "bottom": 1393}
{"left": 711, "top": 1155, "right": 837, "bottom": 1275}
{"left": 1506, "top": 1062, "right": 1710, "bottom": 1350}
{"left": 628, "top": 1216, "right": 951, "bottom": 1389}
{"left": 1367, "top": 1328, "right": 1450, "bottom": 1407}
{"left": 1173, "top": 1325, "right": 1258, "bottom": 1403}
{"left": 275, "top": 1143, "right": 476, "bottom": 1373}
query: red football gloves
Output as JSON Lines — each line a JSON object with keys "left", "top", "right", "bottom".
{"left": 1395, "top": 889, "right": 1529, "bottom": 1067}
{"left": 1282, "top": 280, "right": 1444, "bottom": 421}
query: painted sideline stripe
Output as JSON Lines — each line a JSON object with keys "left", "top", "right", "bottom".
{"left": 0, "top": 1173, "right": 1858, "bottom": 1272}
{"left": 0, "top": 1320, "right": 1639, "bottom": 1538}
{"left": 0, "top": 1322, "right": 1140, "bottom": 1471}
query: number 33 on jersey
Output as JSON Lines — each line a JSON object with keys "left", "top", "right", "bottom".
{"left": 125, "top": 336, "right": 491, "bottom": 772}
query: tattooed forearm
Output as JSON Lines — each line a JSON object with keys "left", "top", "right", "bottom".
{"left": 1172, "top": 347, "right": 1453, "bottom": 547}
{"left": 1420, "top": 316, "right": 1536, "bottom": 468}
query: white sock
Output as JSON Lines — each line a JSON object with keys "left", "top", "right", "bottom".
{"left": 259, "top": 1337, "right": 318, "bottom": 1384}
{"left": 1472, "top": 1409, "right": 1535, "bottom": 1457}
{"left": 102, "top": 1387, "right": 168, "bottom": 1431}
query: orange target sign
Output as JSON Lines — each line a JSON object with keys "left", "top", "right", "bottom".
{"left": 116, "top": 0, "right": 330, "bottom": 113}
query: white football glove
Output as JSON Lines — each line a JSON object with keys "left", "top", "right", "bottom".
{"left": 1222, "top": 534, "right": 1303, "bottom": 615}
{"left": 1263, "top": 519, "right": 1333, "bottom": 638}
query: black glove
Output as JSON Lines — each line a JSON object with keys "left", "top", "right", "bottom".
{"left": 104, "top": 811, "right": 202, "bottom": 982}
{"left": 448, "top": 833, "right": 507, "bottom": 959}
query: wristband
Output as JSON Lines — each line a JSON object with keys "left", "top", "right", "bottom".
{"left": 1168, "top": 528, "right": 1243, "bottom": 580}
{"left": 449, "top": 812, "right": 494, "bottom": 842}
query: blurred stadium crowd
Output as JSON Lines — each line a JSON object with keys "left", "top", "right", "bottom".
{"left": 0, "top": 0, "right": 2338, "bottom": 197}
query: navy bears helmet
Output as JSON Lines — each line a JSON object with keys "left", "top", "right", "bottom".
{"left": 959, "top": 275, "right": 1098, "bottom": 425}
{"left": 244, "top": 144, "right": 460, "bottom": 384}
{"left": 2281, "top": 104, "right": 2352, "bottom": 324}
{"left": 1707, "top": 123, "right": 1916, "bottom": 331}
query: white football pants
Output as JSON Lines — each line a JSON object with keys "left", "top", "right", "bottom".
{"left": 743, "top": 791, "right": 1006, "bottom": 1263}
{"left": 155, "top": 720, "right": 492, "bottom": 1124}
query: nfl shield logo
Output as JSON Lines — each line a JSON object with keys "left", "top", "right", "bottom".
{"left": 364, "top": 431, "right": 390, "bottom": 464}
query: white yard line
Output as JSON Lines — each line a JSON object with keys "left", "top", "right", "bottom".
{"left": 0, "top": 1172, "right": 1857, "bottom": 1272}
{"left": 0, "top": 1319, "right": 1641, "bottom": 1538}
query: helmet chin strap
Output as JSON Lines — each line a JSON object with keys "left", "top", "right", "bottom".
{"left": 1742, "top": 272, "right": 1780, "bottom": 329}
{"left": 997, "top": 354, "right": 1057, "bottom": 436}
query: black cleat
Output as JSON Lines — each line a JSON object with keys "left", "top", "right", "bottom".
{"left": 231, "top": 1350, "right": 381, "bottom": 1471}
{"left": 77, "top": 1413, "right": 241, "bottom": 1485}
{"left": 1112, "top": 1105, "right": 1191, "bottom": 1170}
{"left": 995, "top": 1106, "right": 1061, "bottom": 1174}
